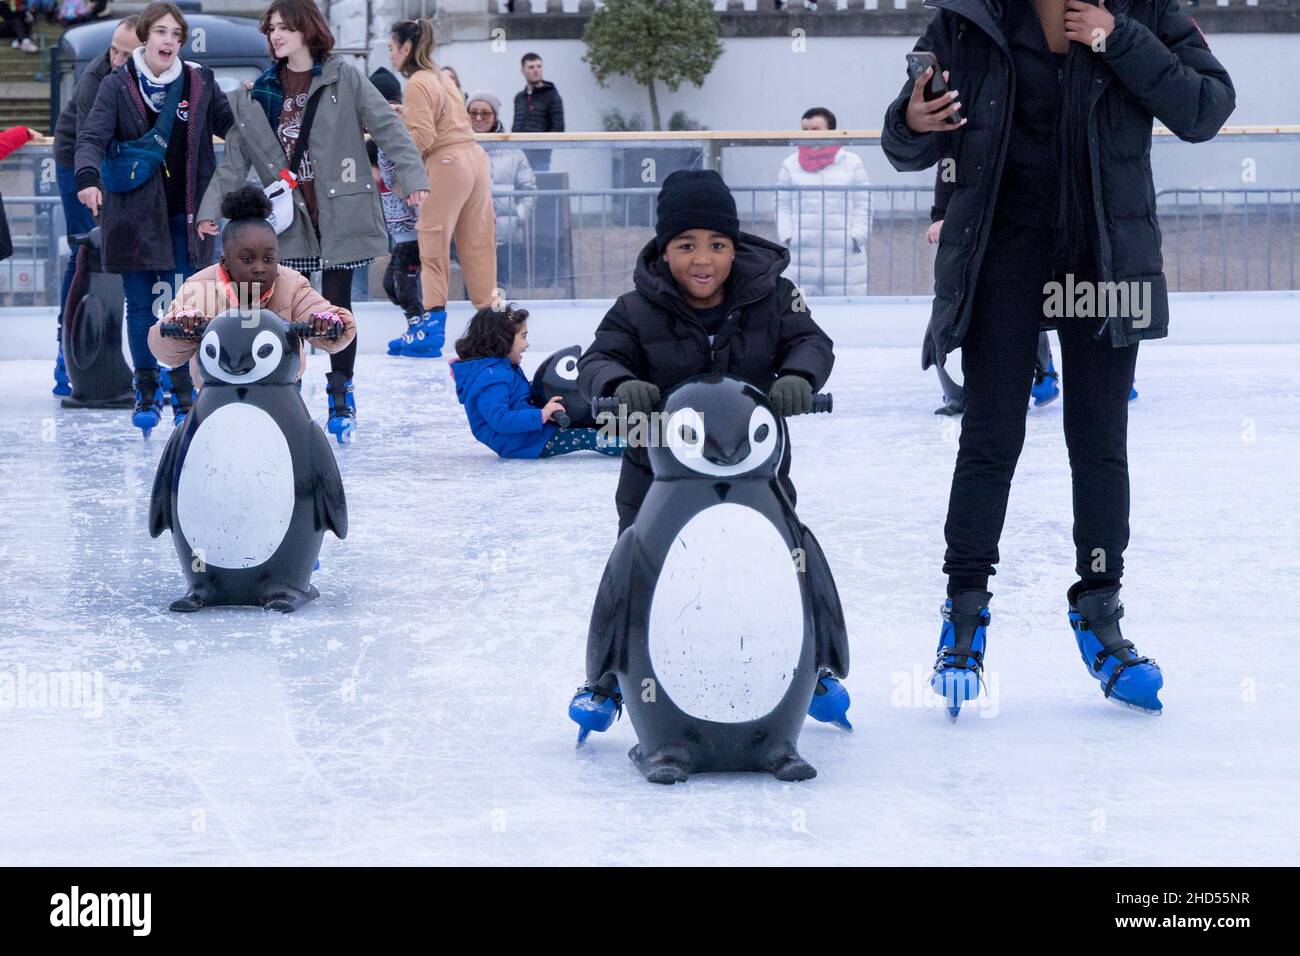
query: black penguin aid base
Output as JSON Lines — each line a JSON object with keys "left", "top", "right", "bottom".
{"left": 584, "top": 374, "right": 848, "bottom": 784}
{"left": 148, "top": 310, "right": 349, "bottom": 613}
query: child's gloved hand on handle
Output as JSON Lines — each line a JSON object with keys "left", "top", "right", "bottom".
{"left": 768, "top": 374, "right": 813, "bottom": 416}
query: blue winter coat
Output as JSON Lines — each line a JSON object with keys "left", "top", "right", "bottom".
{"left": 452, "top": 357, "right": 557, "bottom": 459}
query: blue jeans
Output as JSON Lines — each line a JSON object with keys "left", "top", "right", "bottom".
{"left": 56, "top": 163, "right": 97, "bottom": 342}
{"left": 121, "top": 214, "right": 194, "bottom": 370}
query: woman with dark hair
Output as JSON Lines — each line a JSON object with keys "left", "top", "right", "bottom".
{"left": 196, "top": 0, "right": 429, "bottom": 444}
{"left": 776, "top": 105, "right": 872, "bottom": 295}
{"left": 882, "top": 0, "right": 1234, "bottom": 717}
{"left": 389, "top": 18, "right": 497, "bottom": 360}
{"left": 74, "top": 1, "right": 234, "bottom": 437}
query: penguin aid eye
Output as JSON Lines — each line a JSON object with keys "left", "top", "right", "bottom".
{"left": 754, "top": 423, "right": 770, "bottom": 443}
{"left": 679, "top": 424, "right": 698, "bottom": 445}
{"left": 257, "top": 343, "right": 274, "bottom": 359}
{"left": 205, "top": 343, "right": 217, "bottom": 358}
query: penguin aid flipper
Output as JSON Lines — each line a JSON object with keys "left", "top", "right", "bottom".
{"left": 151, "top": 308, "right": 346, "bottom": 613}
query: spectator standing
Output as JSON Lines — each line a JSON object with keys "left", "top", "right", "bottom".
{"left": 775, "top": 107, "right": 871, "bottom": 296}
{"left": 511, "top": 52, "right": 563, "bottom": 172}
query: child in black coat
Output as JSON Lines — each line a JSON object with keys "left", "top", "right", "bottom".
{"left": 578, "top": 169, "right": 835, "bottom": 533}
{"left": 570, "top": 169, "right": 848, "bottom": 739}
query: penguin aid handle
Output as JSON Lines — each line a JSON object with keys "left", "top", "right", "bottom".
{"left": 591, "top": 393, "right": 833, "bottom": 416}
{"left": 158, "top": 320, "right": 210, "bottom": 339}
{"left": 285, "top": 320, "right": 342, "bottom": 341}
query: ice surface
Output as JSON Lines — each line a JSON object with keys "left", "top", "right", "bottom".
{"left": 1, "top": 333, "right": 1297, "bottom": 866}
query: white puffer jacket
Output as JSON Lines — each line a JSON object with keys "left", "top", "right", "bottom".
{"left": 485, "top": 143, "right": 537, "bottom": 244}
{"left": 775, "top": 148, "right": 872, "bottom": 295}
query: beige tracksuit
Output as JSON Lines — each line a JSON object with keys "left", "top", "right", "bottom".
{"left": 402, "top": 68, "right": 497, "bottom": 311}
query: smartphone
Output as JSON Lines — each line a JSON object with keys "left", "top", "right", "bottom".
{"left": 906, "top": 51, "right": 962, "bottom": 126}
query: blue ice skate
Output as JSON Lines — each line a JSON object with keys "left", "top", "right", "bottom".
{"left": 931, "top": 590, "right": 992, "bottom": 721}
{"left": 569, "top": 680, "right": 622, "bottom": 747}
{"left": 1069, "top": 585, "right": 1163, "bottom": 714}
{"left": 808, "top": 669, "right": 853, "bottom": 730}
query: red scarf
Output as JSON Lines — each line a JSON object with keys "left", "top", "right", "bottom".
{"left": 798, "top": 144, "right": 841, "bottom": 173}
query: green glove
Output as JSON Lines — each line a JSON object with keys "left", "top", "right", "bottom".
{"left": 768, "top": 374, "right": 813, "bottom": 416}
{"left": 614, "top": 379, "right": 661, "bottom": 417}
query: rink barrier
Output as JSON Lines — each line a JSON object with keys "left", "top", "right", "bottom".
{"left": 5, "top": 127, "right": 1299, "bottom": 305}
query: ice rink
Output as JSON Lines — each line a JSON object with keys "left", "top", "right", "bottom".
{"left": 1, "top": 297, "right": 1297, "bottom": 866}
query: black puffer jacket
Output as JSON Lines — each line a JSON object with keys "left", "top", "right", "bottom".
{"left": 579, "top": 232, "right": 835, "bottom": 528}
{"left": 53, "top": 53, "right": 113, "bottom": 168}
{"left": 579, "top": 233, "right": 834, "bottom": 406}
{"left": 882, "top": 0, "right": 1235, "bottom": 369}
{"left": 511, "top": 80, "right": 565, "bottom": 134}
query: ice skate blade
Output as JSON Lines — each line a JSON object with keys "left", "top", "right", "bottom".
{"left": 575, "top": 726, "right": 592, "bottom": 748}
{"left": 1108, "top": 695, "right": 1163, "bottom": 716}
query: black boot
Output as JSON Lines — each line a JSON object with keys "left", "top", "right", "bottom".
{"left": 168, "top": 365, "right": 195, "bottom": 425}
{"left": 131, "top": 367, "right": 162, "bottom": 438}
{"left": 324, "top": 371, "right": 356, "bottom": 444}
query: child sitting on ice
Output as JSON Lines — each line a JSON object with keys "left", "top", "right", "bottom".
{"left": 148, "top": 187, "right": 357, "bottom": 421}
{"left": 451, "top": 304, "right": 622, "bottom": 459}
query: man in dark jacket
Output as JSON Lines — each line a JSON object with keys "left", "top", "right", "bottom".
{"left": 511, "top": 52, "right": 564, "bottom": 171}
{"left": 48, "top": 16, "right": 138, "bottom": 396}
{"left": 578, "top": 169, "right": 834, "bottom": 536}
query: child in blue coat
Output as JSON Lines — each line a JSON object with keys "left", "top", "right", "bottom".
{"left": 451, "top": 305, "right": 622, "bottom": 459}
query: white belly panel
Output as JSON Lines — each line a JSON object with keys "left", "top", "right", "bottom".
{"left": 648, "top": 502, "right": 805, "bottom": 723}
{"left": 177, "top": 403, "right": 296, "bottom": 569}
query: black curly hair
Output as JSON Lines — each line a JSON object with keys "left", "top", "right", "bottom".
{"left": 220, "top": 185, "right": 276, "bottom": 247}
{"left": 454, "top": 304, "right": 530, "bottom": 361}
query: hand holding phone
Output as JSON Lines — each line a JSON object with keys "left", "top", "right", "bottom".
{"left": 905, "top": 51, "right": 965, "bottom": 133}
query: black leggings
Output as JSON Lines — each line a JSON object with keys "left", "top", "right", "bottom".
{"left": 943, "top": 218, "right": 1139, "bottom": 595}
{"left": 321, "top": 268, "right": 356, "bottom": 378}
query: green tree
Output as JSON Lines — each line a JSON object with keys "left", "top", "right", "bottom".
{"left": 582, "top": 0, "right": 723, "bottom": 132}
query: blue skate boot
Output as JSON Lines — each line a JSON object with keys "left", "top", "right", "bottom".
{"left": 387, "top": 314, "right": 422, "bottom": 356}
{"left": 1068, "top": 584, "right": 1163, "bottom": 714}
{"left": 931, "top": 590, "right": 992, "bottom": 721}
{"left": 400, "top": 308, "right": 446, "bottom": 358}
{"left": 53, "top": 345, "right": 71, "bottom": 397}
{"left": 569, "top": 678, "right": 622, "bottom": 747}
{"left": 1031, "top": 359, "right": 1060, "bottom": 406}
{"left": 325, "top": 371, "right": 356, "bottom": 444}
{"left": 1129, "top": 382, "right": 1139, "bottom": 402}
{"left": 808, "top": 669, "right": 853, "bottom": 730}
{"left": 131, "top": 367, "right": 163, "bottom": 438}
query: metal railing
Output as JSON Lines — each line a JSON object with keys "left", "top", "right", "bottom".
{"left": 6, "top": 131, "right": 1300, "bottom": 307}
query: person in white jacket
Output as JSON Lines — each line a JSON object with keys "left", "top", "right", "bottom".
{"left": 467, "top": 90, "right": 537, "bottom": 293}
{"left": 776, "top": 107, "right": 872, "bottom": 296}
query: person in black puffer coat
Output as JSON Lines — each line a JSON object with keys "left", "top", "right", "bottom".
{"left": 882, "top": 0, "right": 1234, "bottom": 716}
{"left": 572, "top": 169, "right": 843, "bottom": 740}
{"left": 577, "top": 169, "right": 835, "bottom": 536}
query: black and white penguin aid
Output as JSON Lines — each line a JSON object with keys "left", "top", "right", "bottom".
{"left": 529, "top": 345, "right": 594, "bottom": 430}
{"left": 148, "top": 309, "right": 348, "bottom": 613}
{"left": 59, "top": 229, "right": 133, "bottom": 409}
{"left": 584, "top": 374, "right": 849, "bottom": 784}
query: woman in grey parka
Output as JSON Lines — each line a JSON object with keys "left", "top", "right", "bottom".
{"left": 196, "top": 0, "right": 428, "bottom": 443}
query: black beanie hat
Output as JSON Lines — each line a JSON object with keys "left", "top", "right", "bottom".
{"left": 655, "top": 169, "right": 740, "bottom": 252}
{"left": 369, "top": 67, "right": 403, "bottom": 105}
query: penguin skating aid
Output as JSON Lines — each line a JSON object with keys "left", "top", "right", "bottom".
{"left": 148, "top": 310, "right": 348, "bottom": 613}
{"left": 582, "top": 375, "right": 848, "bottom": 783}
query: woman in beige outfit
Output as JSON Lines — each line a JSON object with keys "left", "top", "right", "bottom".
{"left": 389, "top": 18, "right": 497, "bottom": 358}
